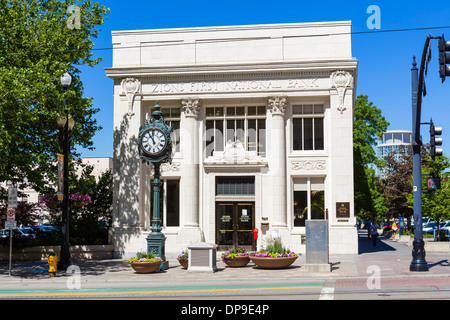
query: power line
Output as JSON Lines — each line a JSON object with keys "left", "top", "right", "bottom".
{"left": 2, "top": 24, "right": 450, "bottom": 58}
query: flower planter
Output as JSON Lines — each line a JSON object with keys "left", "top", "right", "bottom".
{"left": 73, "top": 201, "right": 86, "bottom": 207}
{"left": 223, "top": 255, "right": 250, "bottom": 267}
{"left": 129, "top": 261, "right": 162, "bottom": 274}
{"left": 250, "top": 255, "right": 298, "bottom": 269}
{"left": 46, "top": 201, "right": 60, "bottom": 208}
{"left": 177, "top": 258, "right": 189, "bottom": 269}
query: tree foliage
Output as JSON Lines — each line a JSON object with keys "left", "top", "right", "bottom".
{"left": 0, "top": 0, "right": 109, "bottom": 197}
{"left": 353, "top": 95, "right": 389, "bottom": 219}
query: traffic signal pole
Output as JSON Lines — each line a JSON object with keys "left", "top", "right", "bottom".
{"left": 410, "top": 37, "right": 431, "bottom": 272}
{"left": 409, "top": 53, "right": 430, "bottom": 271}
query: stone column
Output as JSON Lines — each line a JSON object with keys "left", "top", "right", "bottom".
{"left": 267, "top": 96, "right": 288, "bottom": 229}
{"left": 178, "top": 98, "right": 204, "bottom": 244}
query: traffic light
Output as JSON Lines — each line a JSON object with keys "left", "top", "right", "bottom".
{"left": 427, "top": 176, "right": 441, "bottom": 190}
{"left": 438, "top": 35, "right": 450, "bottom": 82}
{"left": 430, "top": 120, "right": 443, "bottom": 159}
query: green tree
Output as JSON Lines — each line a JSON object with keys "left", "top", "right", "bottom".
{"left": 44, "top": 164, "right": 112, "bottom": 245}
{"left": 380, "top": 145, "right": 414, "bottom": 222}
{"left": 0, "top": 0, "right": 109, "bottom": 198}
{"left": 411, "top": 152, "right": 450, "bottom": 240}
{"left": 353, "top": 95, "right": 390, "bottom": 220}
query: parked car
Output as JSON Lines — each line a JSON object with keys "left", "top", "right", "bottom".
{"left": 0, "top": 228, "right": 36, "bottom": 238}
{"left": 0, "top": 229, "right": 9, "bottom": 238}
{"left": 440, "top": 220, "right": 450, "bottom": 232}
{"left": 423, "top": 222, "right": 438, "bottom": 233}
{"left": 17, "top": 227, "right": 36, "bottom": 238}
{"left": 423, "top": 222, "right": 447, "bottom": 234}
{"left": 31, "top": 225, "right": 58, "bottom": 235}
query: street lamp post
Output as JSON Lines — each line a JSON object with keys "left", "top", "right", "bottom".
{"left": 57, "top": 72, "right": 74, "bottom": 270}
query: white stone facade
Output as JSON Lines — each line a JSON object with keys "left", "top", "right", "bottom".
{"left": 105, "top": 22, "right": 358, "bottom": 258}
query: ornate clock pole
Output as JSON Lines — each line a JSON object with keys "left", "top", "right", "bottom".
{"left": 138, "top": 102, "right": 173, "bottom": 270}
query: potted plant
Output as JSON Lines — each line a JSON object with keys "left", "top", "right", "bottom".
{"left": 177, "top": 249, "right": 189, "bottom": 269}
{"left": 123, "top": 252, "right": 162, "bottom": 273}
{"left": 40, "top": 195, "right": 61, "bottom": 208}
{"left": 221, "top": 246, "right": 250, "bottom": 267}
{"left": 249, "top": 237, "right": 298, "bottom": 269}
{"left": 69, "top": 194, "right": 92, "bottom": 207}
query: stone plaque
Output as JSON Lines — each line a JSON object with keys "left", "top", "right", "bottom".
{"left": 336, "top": 202, "right": 350, "bottom": 218}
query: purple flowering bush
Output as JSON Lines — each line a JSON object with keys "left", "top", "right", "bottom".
{"left": 249, "top": 237, "right": 297, "bottom": 258}
{"left": 69, "top": 194, "right": 92, "bottom": 204}
{"left": 40, "top": 195, "right": 60, "bottom": 205}
{"left": 221, "top": 246, "right": 249, "bottom": 262}
{"left": 123, "top": 252, "right": 162, "bottom": 263}
{"left": 178, "top": 249, "right": 188, "bottom": 260}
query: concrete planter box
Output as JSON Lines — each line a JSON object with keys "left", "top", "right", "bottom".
{"left": 398, "top": 235, "right": 411, "bottom": 243}
{"left": 0, "top": 245, "right": 114, "bottom": 261}
{"left": 425, "top": 241, "right": 450, "bottom": 253}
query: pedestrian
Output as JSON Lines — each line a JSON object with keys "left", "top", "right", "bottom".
{"left": 371, "top": 220, "right": 379, "bottom": 249}
{"left": 391, "top": 222, "right": 398, "bottom": 241}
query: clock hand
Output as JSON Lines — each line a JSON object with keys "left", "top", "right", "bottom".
{"left": 149, "top": 132, "right": 156, "bottom": 144}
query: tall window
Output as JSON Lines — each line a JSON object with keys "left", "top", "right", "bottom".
{"left": 151, "top": 179, "right": 180, "bottom": 227}
{"left": 292, "top": 104, "right": 324, "bottom": 151}
{"left": 293, "top": 177, "right": 325, "bottom": 226}
{"left": 205, "top": 106, "right": 266, "bottom": 157}
{"left": 163, "top": 107, "right": 181, "bottom": 153}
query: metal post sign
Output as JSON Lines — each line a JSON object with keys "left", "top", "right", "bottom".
{"left": 8, "top": 187, "right": 17, "bottom": 208}
{"left": 5, "top": 221, "right": 16, "bottom": 230}
{"left": 6, "top": 208, "right": 15, "bottom": 221}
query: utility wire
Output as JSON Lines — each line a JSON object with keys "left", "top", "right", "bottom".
{"left": 2, "top": 24, "right": 450, "bottom": 58}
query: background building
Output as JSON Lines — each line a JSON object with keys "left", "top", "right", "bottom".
{"left": 376, "top": 130, "right": 412, "bottom": 177}
{"left": 106, "top": 22, "right": 358, "bottom": 257}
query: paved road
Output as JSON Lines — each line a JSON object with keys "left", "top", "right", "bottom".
{"left": 1, "top": 230, "right": 449, "bottom": 304}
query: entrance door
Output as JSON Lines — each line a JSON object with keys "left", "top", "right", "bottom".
{"left": 216, "top": 202, "right": 255, "bottom": 251}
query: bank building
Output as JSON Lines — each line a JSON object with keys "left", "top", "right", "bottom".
{"left": 105, "top": 21, "right": 358, "bottom": 258}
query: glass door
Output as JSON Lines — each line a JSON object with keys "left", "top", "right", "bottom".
{"left": 216, "top": 202, "right": 255, "bottom": 251}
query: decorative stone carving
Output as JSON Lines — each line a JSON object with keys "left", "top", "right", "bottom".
{"left": 268, "top": 96, "right": 287, "bottom": 116}
{"left": 204, "top": 140, "right": 265, "bottom": 165}
{"left": 181, "top": 98, "right": 201, "bottom": 118}
{"left": 149, "top": 162, "right": 181, "bottom": 175}
{"left": 331, "top": 71, "right": 352, "bottom": 114}
{"left": 121, "top": 78, "right": 140, "bottom": 117}
{"left": 291, "top": 160, "right": 326, "bottom": 171}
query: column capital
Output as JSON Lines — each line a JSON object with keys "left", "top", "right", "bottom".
{"left": 181, "top": 98, "right": 201, "bottom": 119}
{"left": 268, "top": 96, "right": 287, "bottom": 116}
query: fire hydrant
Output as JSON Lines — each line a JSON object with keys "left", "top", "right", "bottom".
{"left": 48, "top": 252, "right": 58, "bottom": 277}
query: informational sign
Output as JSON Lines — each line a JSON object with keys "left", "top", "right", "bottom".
{"left": 5, "top": 221, "right": 16, "bottom": 230}
{"left": 6, "top": 208, "right": 15, "bottom": 222}
{"left": 336, "top": 202, "right": 350, "bottom": 218}
{"left": 58, "top": 153, "right": 64, "bottom": 200}
{"left": 8, "top": 187, "right": 17, "bottom": 208}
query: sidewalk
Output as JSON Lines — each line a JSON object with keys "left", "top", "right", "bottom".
{"left": 0, "top": 230, "right": 449, "bottom": 288}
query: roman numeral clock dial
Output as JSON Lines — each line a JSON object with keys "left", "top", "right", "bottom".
{"left": 142, "top": 128, "right": 167, "bottom": 155}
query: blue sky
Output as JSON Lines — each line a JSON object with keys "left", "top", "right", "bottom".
{"left": 77, "top": 0, "right": 450, "bottom": 158}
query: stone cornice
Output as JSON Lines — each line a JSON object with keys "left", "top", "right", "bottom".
{"left": 105, "top": 60, "right": 358, "bottom": 81}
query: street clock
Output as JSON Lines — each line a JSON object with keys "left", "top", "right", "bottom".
{"left": 137, "top": 101, "right": 173, "bottom": 271}
{"left": 138, "top": 102, "right": 173, "bottom": 164}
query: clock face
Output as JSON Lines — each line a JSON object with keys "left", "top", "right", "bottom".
{"left": 141, "top": 128, "right": 167, "bottom": 155}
